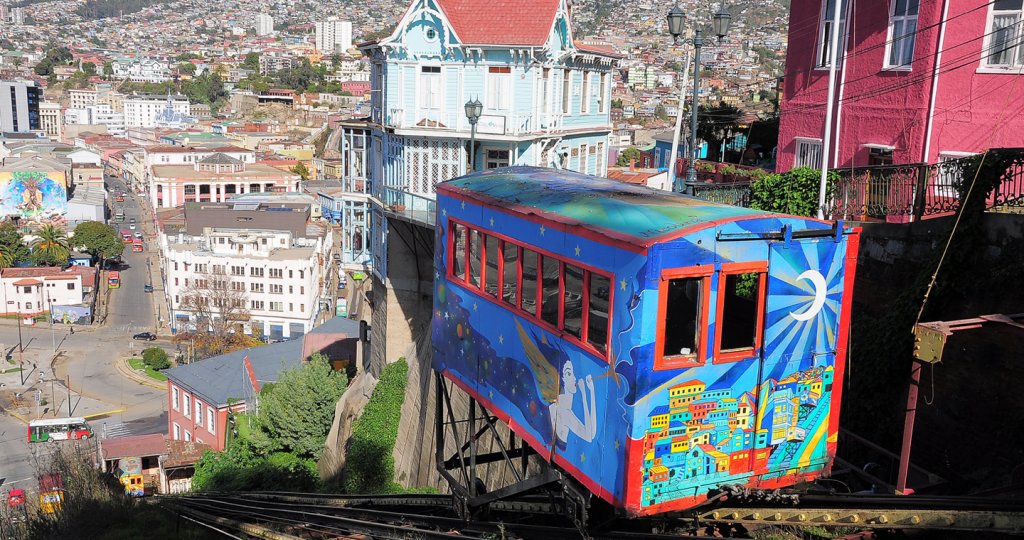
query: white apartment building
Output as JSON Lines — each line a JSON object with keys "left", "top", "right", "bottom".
{"left": 38, "top": 101, "right": 62, "bottom": 140}
{"left": 67, "top": 89, "right": 98, "bottom": 110}
{"left": 161, "top": 205, "right": 333, "bottom": 340}
{"left": 256, "top": 13, "right": 274, "bottom": 36}
{"left": 0, "top": 266, "right": 95, "bottom": 317}
{"left": 111, "top": 58, "right": 172, "bottom": 83}
{"left": 64, "top": 104, "right": 126, "bottom": 137}
{"left": 123, "top": 94, "right": 191, "bottom": 128}
{"left": 315, "top": 18, "right": 352, "bottom": 53}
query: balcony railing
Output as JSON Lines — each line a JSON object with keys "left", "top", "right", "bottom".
{"left": 379, "top": 187, "right": 436, "bottom": 228}
{"left": 384, "top": 108, "right": 564, "bottom": 137}
{"left": 685, "top": 149, "right": 1024, "bottom": 221}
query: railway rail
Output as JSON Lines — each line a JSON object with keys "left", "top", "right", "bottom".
{"left": 167, "top": 490, "right": 1024, "bottom": 538}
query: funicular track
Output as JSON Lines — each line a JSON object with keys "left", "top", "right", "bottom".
{"left": 168, "top": 490, "right": 1024, "bottom": 539}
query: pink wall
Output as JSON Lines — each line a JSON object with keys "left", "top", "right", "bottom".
{"left": 166, "top": 380, "right": 235, "bottom": 451}
{"left": 778, "top": 0, "right": 1024, "bottom": 171}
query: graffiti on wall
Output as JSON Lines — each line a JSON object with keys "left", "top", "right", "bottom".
{"left": 0, "top": 171, "right": 68, "bottom": 226}
{"left": 50, "top": 305, "right": 91, "bottom": 325}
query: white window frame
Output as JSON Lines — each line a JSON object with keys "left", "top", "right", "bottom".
{"left": 195, "top": 400, "right": 203, "bottom": 426}
{"left": 794, "top": 137, "right": 824, "bottom": 169}
{"left": 816, "top": 0, "right": 848, "bottom": 68}
{"left": 598, "top": 73, "right": 608, "bottom": 113}
{"left": 173, "top": 423, "right": 180, "bottom": 440}
{"left": 419, "top": 65, "right": 442, "bottom": 110}
{"left": 208, "top": 406, "right": 216, "bottom": 434}
{"left": 183, "top": 393, "right": 191, "bottom": 417}
{"left": 562, "top": 69, "right": 572, "bottom": 114}
{"left": 172, "top": 386, "right": 179, "bottom": 410}
{"left": 982, "top": 0, "right": 1024, "bottom": 70}
{"left": 884, "top": 0, "right": 919, "bottom": 69}
{"left": 581, "top": 72, "right": 592, "bottom": 114}
{"left": 486, "top": 66, "right": 512, "bottom": 111}
{"left": 184, "top": 430, "right": 191, "bottom": 442}
{"left": 485, "top": 149, "right": 510, "bottom": 169}
{"left": 935, "top": 151, "right": 977, "bottom": 199}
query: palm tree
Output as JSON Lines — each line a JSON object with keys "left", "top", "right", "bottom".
{"left": 0, "top": 243, "right": 14, "bottom": 269}
{"left": 32, "top": 225, "right": 70, "bottom": 266}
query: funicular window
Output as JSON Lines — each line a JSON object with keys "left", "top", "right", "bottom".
{"left": 563, "top": 264, "right": 584, "bottom": 338}
{"left": 484, "top": 235, "right": 499, "bottom": 298}
{"left": 664, "top": 279, "right": 701, "bottom": 357}
{"left": 656, "top": 267, "right": 712, "bottom": 370}
{"left": 588, "top": 274, "right": 610, "bottom": 353}
{"left": 446, "top": 218, "right": 613, "bottom": 360}
{"left": 540, "top": 256, "right": 560, "bottom": 326}
{"left": 468, "top": 229, "right": 482, "bottom": 287}
{"left": 521, "top": 249, "right": 539, "bottom": 315}
{"left": 452, "top": 223, "right": 467, "bottom": 280}
{"left": 716, "top": 262, "right": 767, "bottom": 362}
{"left": 502, "top": 242, "right": 518, "bottom": 306}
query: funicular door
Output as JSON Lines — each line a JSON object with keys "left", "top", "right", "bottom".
{"left": 753, "top": 234, "right": 847, "bottom": 481}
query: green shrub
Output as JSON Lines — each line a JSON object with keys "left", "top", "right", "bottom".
{"left": 344, "top": 358, "right": 408, "bottom": 493}
{"left": 749, "top": 166, "right": 836, "bottom": 218}
{"left": 142, "top": 347, "right": 170, "bottom": 370}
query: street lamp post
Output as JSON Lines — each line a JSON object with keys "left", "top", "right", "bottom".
{"left": 667, "top": 4, "right": 732, "bottom": 195}
{"left": 464, "top": 98, "right": 483, "bottom": 172}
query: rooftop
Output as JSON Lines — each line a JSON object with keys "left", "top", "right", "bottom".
{"left": 150, "top": 162, "right": 296, "bottom": 180}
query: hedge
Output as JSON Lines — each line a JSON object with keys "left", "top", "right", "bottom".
{"left": 344, "top": 358, "right": 408, "bottom": 493}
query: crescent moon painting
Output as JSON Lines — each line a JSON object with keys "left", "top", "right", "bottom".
{"left": 790, "top": 269, "right": 827, "bottom": 321}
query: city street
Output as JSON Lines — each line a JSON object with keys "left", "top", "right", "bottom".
{"left": 0, "top": 175, "right": 169, "bottom": 493}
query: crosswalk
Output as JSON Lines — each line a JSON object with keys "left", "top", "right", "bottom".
{"left": 102, "top": 422, "right": 131, "bottom": 439}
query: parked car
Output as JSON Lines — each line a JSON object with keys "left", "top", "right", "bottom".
{"left": 143, "top": 284, "right": 153, "bottom": 293}
{"left": 132, "top": 332, "right": 156, "bottom": 341}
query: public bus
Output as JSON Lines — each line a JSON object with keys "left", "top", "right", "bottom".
{"left": 108, "top": 271, "right": 120, "bottom": 289}
{"left": 28, "top": 417, "right": 93, "bottom": 443}
{"left": 114, "top": 208, "right": 125, "bottom": 223}
{"left": 132, "top": 238, "right": 143, "bottom": 253}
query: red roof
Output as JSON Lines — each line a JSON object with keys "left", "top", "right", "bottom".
{"left": 101, "top": 433, "right": 168, "bottom": 460}
{"left": 435, "top": 0, "right": 560, "bottom": 46}
{"left": 12, "top": 279, "right": 40, "bottom": 286}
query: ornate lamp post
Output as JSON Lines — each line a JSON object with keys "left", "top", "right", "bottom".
{"left": 667, "top": 4, "right": 732, "bottom": 195}
{"left": 464, "top": 98, "right": 483, "bottom": 172}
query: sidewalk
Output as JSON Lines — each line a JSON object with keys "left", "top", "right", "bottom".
{"left": 0, "top": 365, "right": 127, "bottom": 425}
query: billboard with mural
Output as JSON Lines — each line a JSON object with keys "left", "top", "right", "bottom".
{"left": 50, "top": 305, "right": 91, "bottom": 325}
{"left": 0, "top": 171, "right": 69, "bottom": 226}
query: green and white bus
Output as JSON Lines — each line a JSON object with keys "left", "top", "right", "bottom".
{"left": 28, "top": 417, "right": 93, "bottom": 443}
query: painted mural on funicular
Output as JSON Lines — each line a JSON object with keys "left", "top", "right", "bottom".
{"left": 433, "top": 169, "right": 849, "bottom": 512}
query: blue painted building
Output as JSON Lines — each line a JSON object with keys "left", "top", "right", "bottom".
{"left": 315, "top": 122, "right": 371, "bottom": 268}
{"left": 358, "top": 0, "right": 619, "bottom": 280}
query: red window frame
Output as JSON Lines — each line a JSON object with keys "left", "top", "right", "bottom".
{"left": 654, "top": 265, "right": 713, "bottom": 371}
{"left": 446, "top": 217, "right": 613, "bottom": 361}
{"left": 713, "top": 261, "right": 768, "bottom": 364}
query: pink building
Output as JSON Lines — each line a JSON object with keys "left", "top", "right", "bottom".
{"left": 778, "top": 0, "right": 1024, "bottom": 171}
{"left": 150, "top": 153, "right": 300, "bottom": 208}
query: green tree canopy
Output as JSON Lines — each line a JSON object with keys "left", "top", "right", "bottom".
{"left": 290, "top": 162, "right": 311, "bottom": 181}
{"left": 82, "top": 61, "right": 97, "bottom": 76}
{"left": 31, "top": 224, "right": 70, "bottom": 266}
{"left": 242, "top": 52, "right": 260, "bottom": 70}
{"left": 178, "top": 62, "right": 196, "bottom": 75}
{"left": 250, "top": 353, "right": 347, "bottom": 460}
{"left": 616, "top": 146, "right": 643, "bottom": 166}
{"left": 102, "top": 61, "right": 113, "bottom": 76}
{"left": 72, "top": 221, "right": 124, "bottom": 263}
{"left": 0, "top": 222, "right": 29, "bottom": 266}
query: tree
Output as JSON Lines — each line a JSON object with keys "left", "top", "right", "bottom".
{"left": 177, "top": 271, "right": 252, "bottom": 357}
{"left": 695, "top": 102, "right": 743, "bottom": 162}
{"left": 0, "top": 222, "right": 29, "bottom": 266}
{"left": 242, "top": 52, "right": 260, "bottom": 70}
{"left": 329, "top": 52, "right": 343, "bottom": 68}
{"left": 177, "top": 52, "right": 203, "bottom": 61}
{"left": 178, "top": 62, "right": 196, "bottom": 75}
{"left": 289, "top": 162, "right": 311, "bottom": 181}
{"left": 82, "top": 61, "right": 96, "bottom": 76}
{"left": 142, "top": 347, "right": 170, "bottom": 370}
{"left": 72, "top": 221, "right": 124, "bottom": 266}
{"left": 616, "top": 146, "right": 643, "bottom": 167}
{"left": 654, "top": 104, "right": 668, "bottom": 120}
{"left": 31, "top": 224, "right": 70, "bottom": 266}
{"left": 102, "top": 61, "right": 113, "bottom": 76}
{"left": 250, "top": 353, "right": 347, "bottom": 460}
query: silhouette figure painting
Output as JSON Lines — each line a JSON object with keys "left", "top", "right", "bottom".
{"left": 516, "top": 320, "right": 597, "bottom": 451}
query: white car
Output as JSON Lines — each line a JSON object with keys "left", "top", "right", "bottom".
{"left": 133, "top": 231, "right": 142, "bottom": 239}
{"left": 128, "top": 223, "right": 136, "bottom": 230}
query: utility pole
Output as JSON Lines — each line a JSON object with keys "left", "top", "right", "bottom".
{"left": 67, "top": 375, "right": 72, "bottom": 417}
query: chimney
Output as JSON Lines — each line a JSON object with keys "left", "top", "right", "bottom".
{"left": 629, "top": 158, "right": 635, "bottom": 171}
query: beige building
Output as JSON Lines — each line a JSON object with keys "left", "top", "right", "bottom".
{"left": 149, "top": 153, "right": 299, "bottom": 208}
{"left": 38, "top": 101, "right": 62, "bottom": 140}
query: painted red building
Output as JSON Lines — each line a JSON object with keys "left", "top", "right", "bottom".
{"left": 778, "top": 0, "right": 1024, "bottom": 171}
{"left": 164, "top": 317, "right": 360, "bottom": 451}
